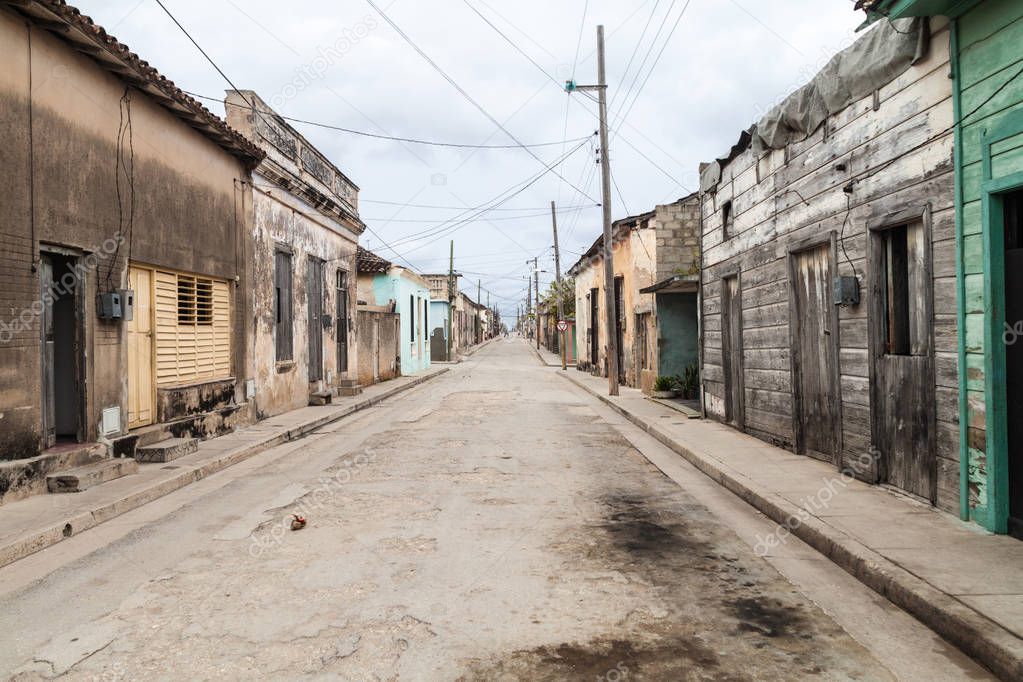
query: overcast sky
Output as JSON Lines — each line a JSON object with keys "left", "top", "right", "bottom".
{"left": 81, "top": 0, "right": 864, "bottom": 319}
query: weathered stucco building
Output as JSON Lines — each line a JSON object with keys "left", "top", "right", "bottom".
{"left": 0, "top": 0, "right": 262, "bottom": 498}
{"left": 570, "top": 196, "right": 701, "bottom": 393}
{"left": 699, "top": 17, "right": 959, "bottom": 511}
{"left": 225, "top": 90, "right": 364, "bottom": 416}
{"left": 424, "top": 273, "right": 456, "bottom": 361}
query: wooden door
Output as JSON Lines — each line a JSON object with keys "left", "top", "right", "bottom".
{"left": 40, "top": 256, "right": 56, "bottom": 449}
{"left": 589, "top": 289, "right": 599, "bottom": 367}
{"left": 721, "top": 275, "right": 744, "bottom": 428}
{"left": 614, "top": 277, "right": 626, "bottom": 382}
{"left": 307, "top": 258, "right": 323, "bottom": 382}
{"left": 870, "top": 219, "right": 934, "bottom": 500}
{"left": 127, "top": 266, "right": 155, "bottom": 428}
{"left": 790, "top": 244, "right": 840, "bottom": 463}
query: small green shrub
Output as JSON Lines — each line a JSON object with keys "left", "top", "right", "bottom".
{"left": 653, "top": 375, "right": 675, "bottom": 392}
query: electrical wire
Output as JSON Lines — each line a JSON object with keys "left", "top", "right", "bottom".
{"left": 570, "top": 0, "right": 590, "bottom": 82}
{"left": 366, "top": 0, "right": 599, "bottom": 204}
{"left": 462, "top": 1, "right": 560, "bottom": 87}
{"left": 360, "top": 199, "right": 597, "bottom": 211}
{"left": 362, "top": 204, "right": 594, "bottom": 222}
{"left": 186, "top": 91, "right": 587, "bottom": 149}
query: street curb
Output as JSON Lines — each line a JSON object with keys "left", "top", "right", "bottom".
{"left": 0, "top": 368, "right": 449, "bottom": 570}
{"left": 556, "top": 370, "right": 1022, "bottom": 681}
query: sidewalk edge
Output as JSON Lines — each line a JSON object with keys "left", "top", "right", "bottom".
{"left": 0, "top": 368, "right": 448, "bottom": 570}
{"left": 556, "top": 370, "right": 1022, "bottom": 681}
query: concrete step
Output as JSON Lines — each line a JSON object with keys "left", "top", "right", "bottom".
{"left": 338, "top": 385, "right": 363, "bottom": 397}
{"left": 338, "top": 378, "right": 360, "bottom": 388}
{"left": 309, "top": 390, "right": 333, "bottom": 406}
{"left": 135, "top": 437, "right": 198, "bottom": 463}
{"left": 46, "top": 458, "right": 138, "bottom": 493}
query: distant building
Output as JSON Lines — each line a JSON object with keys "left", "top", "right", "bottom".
{"left": 356, "top": 248, "right": 432, "bottom": 375}
{"left": 569, "top": 196, "right": 700, "bottom": 393}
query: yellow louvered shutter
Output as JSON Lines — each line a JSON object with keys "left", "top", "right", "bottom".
{"left": 154, "top": 270, "right": 232, "bottom": 386}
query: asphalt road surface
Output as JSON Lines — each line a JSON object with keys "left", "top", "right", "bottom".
{"left": 0, "top": 339, "right": 991, "bottom": 680}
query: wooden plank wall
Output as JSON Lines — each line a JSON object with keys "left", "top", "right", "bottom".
{"left": 700, "top": 18, "right": 960, "bottom": 513}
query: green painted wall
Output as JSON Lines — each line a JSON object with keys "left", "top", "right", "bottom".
{"left": 656, "top": 293, "right": 698, "bottom": 377}
{"left": 956, "top": 0, "right": 1023, "bottom": 530}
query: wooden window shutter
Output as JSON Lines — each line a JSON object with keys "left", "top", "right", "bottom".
{"left": 275, "top": 251, "right": 293, "bottom": 361}
{"left": 155, "top": 269, "right": 233, "bottom": 386}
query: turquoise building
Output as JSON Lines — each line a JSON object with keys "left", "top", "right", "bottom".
{"left": 356, "top": 249, "right": 432, "bottom": 375}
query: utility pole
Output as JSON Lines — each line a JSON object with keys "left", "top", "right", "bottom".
{"left": 551, "top": 200, "right": 567, "bottom": 370}
{"left": 533, "top": 256, "right": 540, "bottom": 350}
{"left": 477, "top": 279, "right": 482, "bottom": 344}
{"left": 447, "top": 240, "right": 454, "bottom": 361}
{"left": 566, "top": 25, "right": 618, "bottom": 395}
{"left": 526, "top": 278, "right": 531, "bottom": 339}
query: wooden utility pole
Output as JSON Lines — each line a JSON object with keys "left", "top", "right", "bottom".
{"left": 566, "top": 25, "right": 618, "bottom": 395}
{"left": 551, "top": 200, "right": 567, "bottom": 370}
{"left": 447, "top": 240, "right": 454, "bottom": 361}
{"left": 533, "top": 256, "right": 540, "bottom": 350}
{"left": 526, "top": 277, "right": 531, "bottom": 338}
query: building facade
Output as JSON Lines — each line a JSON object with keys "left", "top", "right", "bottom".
{"left": 700, "top": 16, "right": 959, "bottom": 511}
{"left": 0, "top": 1, "right": 262, "bottom": 497}
{"left": 570, "top": 196, "right": 700, "bottom": 393}
{"left": 225, "top": 90, "right": 363, "bottom": 417}
{"left": 860, "top": 0, "right": 1023, "bottom": 536}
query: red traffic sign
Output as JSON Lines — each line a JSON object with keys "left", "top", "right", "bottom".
{"left": 557, "top": 320, "right": 569, "bottom": 332}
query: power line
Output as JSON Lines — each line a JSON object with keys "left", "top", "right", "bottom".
{"left": 366, "top": 0, "right": 599, "bottom": 204}
{"left": 570, "top": 0, "right": 590, "bottom": 81}
{"left": 613, "top": 0, "right": 694, "bottom": 133}
{"left": 463, "top": 1, "right": 560, "bottom": 86}
{"left": 360, "top": 199, "right": 598, "bottom": 211}
{"left": 363, "top": 204, "right": 595, "bottom": 222}
{"left": 184, "top": 91, "right": 587, "bottom": 149}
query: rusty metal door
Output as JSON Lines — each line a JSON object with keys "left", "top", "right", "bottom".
{"left": 790, "top": 244, "right": 840, "bottom": 463}
{"left": 307, "top": 258, "right": 323, "bottom": 382}
{"left": 127, "top": 266, "right": 155, "bottom": 428}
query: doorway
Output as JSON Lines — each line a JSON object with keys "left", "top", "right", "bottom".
{"left": 869, "top": 214, "right": 935, "bottom": 500}
{"left": 789, "top": 240, "right": 841, "bottom": 464}
{"left": 336, "top": 269, "right": 349, "bottom": 374}
{"left": 40, "top": 251, "right": 84, "bottom": 448}
{"left": 721, "top": 273, "right": 744, "bottom": 429}
{"left": 589, "top": 288, "right": 599, "bottom": 368}
{"left": 614, "top": 277, "right": 625, "bottom": 382}
{"left": 1004, "top": 191, "right": 1023, "bottom": 538}
{"left": 307, "top": 258, "right": 323, "bottom": 382}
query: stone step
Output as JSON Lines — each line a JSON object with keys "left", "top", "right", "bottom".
{"left": 338, "top": 385, "right": 363, "bottom": 397}
{"left": 135, "top": 437, "right": 198, "bottom": 463}
{"left": 47, "top": 458, "right": 138, "bottom": 493}
{"left": 309, "top": 390, "right": 333, "bottom": 406}
{"left": 338, "top": 378, "right": 360, "bottom": 388}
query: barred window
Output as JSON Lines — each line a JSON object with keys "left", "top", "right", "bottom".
{"left": 177, "top": 275, "right": 214, "bottom": 326}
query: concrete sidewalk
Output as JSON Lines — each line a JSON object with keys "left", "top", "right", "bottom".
{"left": 526, "top": 339, "right": 575, "bottom": 367}
{"left": 0, "top": 367, "right": 448, "bottom": 570}
{"left": 555, "top": 365, "right": 1023, "bottom": 681}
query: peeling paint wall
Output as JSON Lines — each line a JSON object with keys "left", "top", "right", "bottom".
{"left": 0, "top": 11, "right": 253, "bottom": 459}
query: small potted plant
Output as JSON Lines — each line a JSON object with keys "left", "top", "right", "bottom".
{"left": 652, "top": 375, "right": 677, "bottom": 399}
{"left": 680, "top": 363, "right": 699, "bottom": 400}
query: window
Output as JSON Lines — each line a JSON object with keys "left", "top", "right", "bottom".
{"left": 275, "top": 250, "right": 293, "bottom": 361}
{"left": 177, "top": 275, "right": 213, "bottom": 326}
{"left": 722, "top": 200, "right": 734, "bottom": 240}
{"left": 880, "top": 223, "right": 927, "bottom": 356}
{"left": 409, "top": 294, "right": 415, "bottom": 343}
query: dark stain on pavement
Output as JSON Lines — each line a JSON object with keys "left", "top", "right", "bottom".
{"left": 599, "top": 492, "right": 711, "bottom": 560}
{"left": 459, "top": 632, "right": 732, "bottom": 681}
{"left": 730, "top": 597, "right": 807, "bottom": 639}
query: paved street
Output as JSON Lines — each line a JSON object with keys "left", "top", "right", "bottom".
{"left": 0, "top": 340, "right": 991, "bottom": 680}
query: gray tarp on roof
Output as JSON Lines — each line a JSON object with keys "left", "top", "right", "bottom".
{"left": 700, "top": 17, "right": 929, "bottom": 193}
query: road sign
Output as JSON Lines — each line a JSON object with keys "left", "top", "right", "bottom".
{"left": 557, "top": 320, "right": 568, "bottom": 332}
